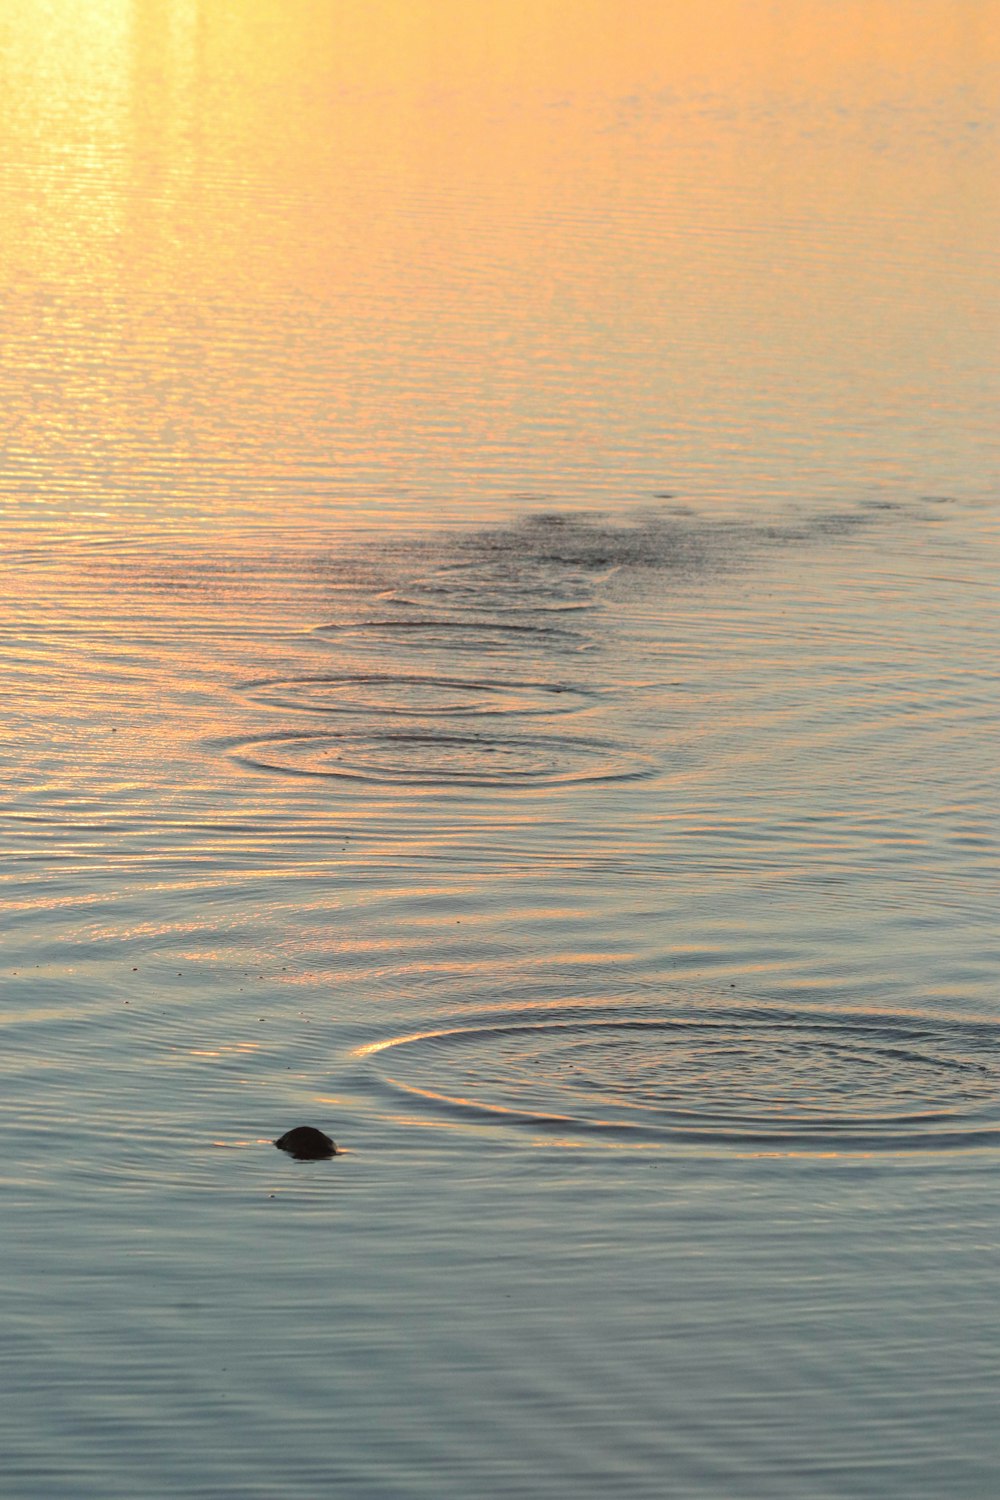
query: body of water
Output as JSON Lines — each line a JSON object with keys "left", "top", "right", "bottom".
{"left": 2, "top": 4, "right": 998, "bottom": 1496}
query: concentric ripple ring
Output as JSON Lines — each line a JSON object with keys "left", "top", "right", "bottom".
{"left": 232, "top": 730, "right": 654, "bottom": 786}
{"left": 237, "top": 673, "right": 594, "bottom": 718}
{"left": 355, "top": 1006, "right": 1000, "bottom": 1151}
{"left": 312, "top": 618, "right": 591, "bottom": 653}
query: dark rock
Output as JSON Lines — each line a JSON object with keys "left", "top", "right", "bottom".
{"left": 274, "top": 1125, "right": 338, "bottom": 1160}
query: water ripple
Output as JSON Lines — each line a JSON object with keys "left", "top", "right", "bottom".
{"left": 237, "top": 673, "right": 594, "bottom": 718}
{"left": 357, "top": 1005, "right": 1000, "bottom": 1152}
{"left": 313, "top": 617, "right": 593, "bottom": 654}
{"left": 231, "top": 729, "right": 654, "bottom": 787}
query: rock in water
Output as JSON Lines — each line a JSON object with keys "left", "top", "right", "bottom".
{"left": 274, "top": 1125, "right": 338, "bottom": 1160}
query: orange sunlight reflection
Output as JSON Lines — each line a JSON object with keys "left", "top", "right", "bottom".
{"left": 1, "top": 0, "right": 996, "bottom": 527}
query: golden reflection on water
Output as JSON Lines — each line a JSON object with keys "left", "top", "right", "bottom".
{"left": 1, "top": 0, "right": 997, "bottom": 523}
{"left": 8, "top": 0, "right": 995, "bottom": 274}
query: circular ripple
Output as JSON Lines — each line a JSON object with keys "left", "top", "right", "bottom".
{"left": 313, "top": 618, "right": 591, "bottom": 653}
{"left": 377, "top": 574, "right": 598, "bottom": 614}
{"left": 357, "top": 1007, "right": 1000, "bottom": 1151}
{"left": 233, "top": 731, "right": 653, "bottom": 786}
{"left": 238, "top": 674, "right": 593, "bottom": 718}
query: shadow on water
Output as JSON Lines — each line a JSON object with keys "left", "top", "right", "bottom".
{"left": 229, "top": 500, "right": 887, "bottom": 791}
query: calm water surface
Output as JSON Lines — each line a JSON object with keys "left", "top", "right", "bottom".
{"left": 2, "top": 4, "right": 999, "bottom": 1497}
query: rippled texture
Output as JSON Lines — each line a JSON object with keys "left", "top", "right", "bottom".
{"left": 362, "top": 1006, "right": 1000, "bottom": 1150}
{"left": 4, "top": 499, "right": 999, "bottom": 1499}
{"left": 1, "top": 0, "right": 998, "bottom": 532}
{"left": 2, "top": 5, "right": 1000, "bottom": 1499}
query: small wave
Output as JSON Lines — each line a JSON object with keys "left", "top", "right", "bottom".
{"left": 236, "top": 673, "right": 594, "bottom": 719}
{"left": 376, "top": 571, "right": 600, "bottom": 614}
{"left": 312, "top": 617, "right": 592, "bottom": 654}
{"left": 230, "top": 730, "right": 654, "bottom": 787}
{"left": 355, "top": 1005, "right": 1000, "bottom": 1152}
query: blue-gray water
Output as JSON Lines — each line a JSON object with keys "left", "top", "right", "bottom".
{"left": 2, "top": 4, "right": 999, "bottom": 1496}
